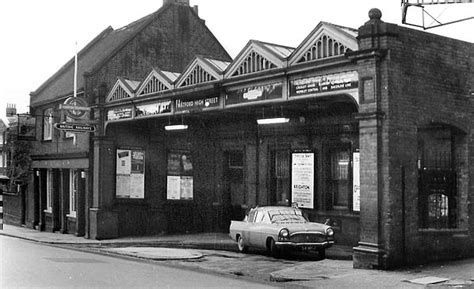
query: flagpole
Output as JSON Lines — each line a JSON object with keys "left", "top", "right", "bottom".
{"left": 72, "top": 41, "right": 78, "bottom": 145}
{"left": 74, "top": 41, "right": 78, "bottom": 98}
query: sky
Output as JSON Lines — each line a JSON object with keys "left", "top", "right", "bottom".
{"left": 1, "top": 0, "right": 473, "bottom": 123}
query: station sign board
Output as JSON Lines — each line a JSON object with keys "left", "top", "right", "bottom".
{"left": 107, "top": 107, "right": 133, "bottom": 121}
{"left": 289, "top": 71, "right": 358, "bottom": 98}
{"left": 175, "top": 96, "right": 220, "bottom": 112}
{"left": 54, "top": 122, "right": 96, "bottom": 133}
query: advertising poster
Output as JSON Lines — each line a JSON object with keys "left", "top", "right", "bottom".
{"left": 166, "top": 176, "right": 181, "bottom": 200}
{"left": 291, "top": 152, "right": 314, "bottom": 209}
{"left": 180, "top": 176, "right": 193, "bottom": 200}
{"left": 116, "top": 149, "right": 145, "bottom": 199}
{"left": 353, "top": 152, "right": 360, "bottom": 212}
{"left": 134, "top": 100, "right": 171, "bottom": 118}
{"left": 225, "top": 82, "right": 282, "bottom": 106}
{"left": 167, "top": 151, "right": 193, "bottom": 200}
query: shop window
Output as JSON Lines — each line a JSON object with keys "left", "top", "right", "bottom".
{"left": 69, "top": 170, "right": 78, "bottom": 217}
{"left": 271, "top": 150, "right": 290, "bottom": 206}
{"left": 43, "top": 108, "right": 53, "bottom": 141}
{"left": 330, "top": 147, "right": 350, "bottom": 209}
{"left": 418, "top": 126, "right": 458, "bottom": 229}
{"left": 45, "top": 169, "right": 52, "bottom": 212}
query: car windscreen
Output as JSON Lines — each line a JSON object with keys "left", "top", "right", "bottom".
{"left": 268, "top": 210, "right": 307, "bottom": 224}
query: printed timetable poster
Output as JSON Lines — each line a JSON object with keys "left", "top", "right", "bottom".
{"left": 116, "top": 149, "right": 145, "bottom": 199}
{"left": 291, "top": 152, "right": 315, "bottom": 209}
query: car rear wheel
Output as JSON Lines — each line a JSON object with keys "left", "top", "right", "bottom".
{"left": 237, "top": 235, "right": 248, "bottom": 253}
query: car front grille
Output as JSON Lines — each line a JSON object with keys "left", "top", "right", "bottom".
{"left": 290, "top": 233, "right": 326, "bottom": 244}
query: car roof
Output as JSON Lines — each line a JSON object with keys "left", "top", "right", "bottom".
{"left": 252, "top": 206, "right": 301, "bottom": 213}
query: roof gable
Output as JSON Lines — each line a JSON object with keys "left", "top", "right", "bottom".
{"left": 106, "top": 77, "right": 140, "bottom": 102}
{"left": 225, "top": 40, "right": 294, "bottom": 78}
{"left": 136, "top": 68, "right": 179, "bottom": 97}
{"left": 175, "top": 56, "right": 229, "bottom": 88}
{"left": 288, "top": 22, "right": 358, "bottom": 65}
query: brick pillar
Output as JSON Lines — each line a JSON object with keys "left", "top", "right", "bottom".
{"left": 350, "top": 8, "right": 399, "bottom": 269}
{"left": 59, "top": 169, "right": 69, "bottom": 234}
{"left": 89, "top": 136, "right": 118, "bottom": 239}
{"left": 38, "top": 169, "right": 47, "bottom": 231}
{"left": 353, "top": 113, "right": 386, "bottom": 268}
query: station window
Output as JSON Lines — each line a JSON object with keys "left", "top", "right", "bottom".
{"left": 43, "top": 108, "right": 53, "bottom": 141}
{"left": 329, "top": 147, "right": 351, "bottom": 209}
{"left": 45, "top": 169, "right": 52, "bottom": 212}
{"left": 69, "top": 170, "right": 78, "bottom": 217}
{"left": 418, "top": 126, "right": 458, "bottom": 229}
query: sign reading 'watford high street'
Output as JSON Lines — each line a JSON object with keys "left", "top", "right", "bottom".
{"left": 54, "top": 122, "right": 96, "bottom": 133}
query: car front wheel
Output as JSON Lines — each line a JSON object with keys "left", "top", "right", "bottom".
{"left": 237, "top": 235, "right": 248, "bottom": 253}
{"left": 268, "top": 238, "right": 281, "bottom": 258}
{"left": 318, "top": 248, "right": 326, "bottom": 259}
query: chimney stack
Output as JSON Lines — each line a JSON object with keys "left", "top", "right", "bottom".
{"left": 163, "top": 0, "right": 190, "bottom": 6}
{"left": 6, "top": 103, "right": 17, "bottom": 117}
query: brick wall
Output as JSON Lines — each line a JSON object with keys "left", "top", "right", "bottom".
{"left": 356, "top": 15, "right": 474, "bottom": 268}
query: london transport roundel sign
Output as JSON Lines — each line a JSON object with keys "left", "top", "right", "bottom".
{"left": 62, "top": 97, "right": 89, "bottom": 119}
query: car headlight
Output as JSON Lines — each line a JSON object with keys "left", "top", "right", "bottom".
{"left": 326, "top": 228, "right": 334, "bottom": 237}
{"left": 279, "top": 228, "right": 290, "bottom": 239}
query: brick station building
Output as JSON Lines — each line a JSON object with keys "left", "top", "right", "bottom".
{"left": 5, "top": 1, "right": 474, "bottom": 269}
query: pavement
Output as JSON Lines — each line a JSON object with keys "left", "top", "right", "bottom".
{"left": 2, "top": 224, "right": 474, "bottom": 288}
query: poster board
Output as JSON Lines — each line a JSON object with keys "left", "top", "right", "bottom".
{"left": 291, "top": 152, "right": 315, "bottom": 209}
{"left": 353, "top": 152, "right": 360, "bottom": 212}
{"left": 116, "top": 149, "right": 145, "bottom": 198}
{"left": 166, "top": 151, "right": 193, "bottom": 200}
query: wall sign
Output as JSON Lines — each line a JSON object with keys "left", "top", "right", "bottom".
{"left": 107, "top": 107, "right": 133, "bottom": 121}
{"left": 175, "top": 96, "right": 220, "bottom": 112}
{"left": 116, "top": 149, "right": 145, "bottom": 199}
{"left": 353, "top": 152, "right": 360, "bottom": 212}
{"left": 225, "top": 82, "right": 283, "bottom": 106}
{"left": 135, "top": 100, "right": 171, "bottom": 118}
{"left": 289, "top": 71, "right": 358, "bottom": 97}
{"left": 16, "top": 114, "right": 36, "bottom": 140}
{"left": 291, "top": 152, "right": 315, "bottom": 209}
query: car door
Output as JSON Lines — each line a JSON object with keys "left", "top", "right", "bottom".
{"left": 243, "top": 209, "right": 256, "bottom": 247}
{"left": 251, "top": 210, "right": 271, "bottom": 249}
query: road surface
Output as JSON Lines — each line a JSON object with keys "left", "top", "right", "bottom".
{"left": 0, "top": 235, "right": 278, "bottom": 288}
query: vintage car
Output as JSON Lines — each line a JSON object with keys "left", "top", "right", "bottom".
{"left": 229, "top": 206, "right": 335, "bottom": 258}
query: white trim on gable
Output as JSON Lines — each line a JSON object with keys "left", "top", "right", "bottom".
{"left": 136, "top": 69, "right": 176, "bottom": 97}
{"left": 288, "top": 22, "right": 358, "bottom": 66}
{"left": 175, "top": 56, "right": 226, "bottom": 88}
{"left": 106, "top": 78, "right": 136, "bottom": 102}
{"left": 224, "top": 41, "right": 288, "bottom": 79}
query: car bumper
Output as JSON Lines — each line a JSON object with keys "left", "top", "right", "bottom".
{"left": 275, "top": 240, "right": 335, "bottom": 248}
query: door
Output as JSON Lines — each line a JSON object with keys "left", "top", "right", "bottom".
{"left": 270, "top": 149, "right": 290, "bottom": 206}
{"left": 223, "top": 151, "right": 245, "bottom": 226}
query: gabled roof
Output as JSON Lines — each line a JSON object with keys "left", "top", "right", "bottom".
{"left": 136, "top": 68, "right": 180, "bottom": 97}
{"left": 30, "top": 9, "right": 158, "bottom": 105}
{"left": 224, "top": 40, "right": 294, "bottom": 79}
{"left": 288, "top": 21, "right": 358, "bottom": 66}
{"left": 175, "top": 55, "right": 230, "bottom": 88}
{"left": 30, "top": 2, "right": 232, "bottom": 106}
{"left": 106, "top": 77, "right": 140, "bottom": 102}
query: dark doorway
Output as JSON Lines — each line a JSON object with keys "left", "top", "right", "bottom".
{"left": 270, "top": 149, "right": 290, "bottom": 206}
{"left": 223, "top": 150, "right": 245, "bottom": 227}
